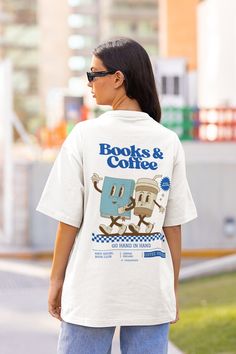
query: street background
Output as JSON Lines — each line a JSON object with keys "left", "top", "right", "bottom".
{"left": 0, "top": 258, "right": 203, "bottom": 354}
{"left": 1, "top": 0, "right": 236, "bottom": 353}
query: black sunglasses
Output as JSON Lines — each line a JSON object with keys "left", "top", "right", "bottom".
{"left": 87, "top": 70, "right": 116, "bottom": 82}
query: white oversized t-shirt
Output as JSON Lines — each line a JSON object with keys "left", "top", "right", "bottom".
{"left": 36, "top": 110, "right": 197, "bottom": 327}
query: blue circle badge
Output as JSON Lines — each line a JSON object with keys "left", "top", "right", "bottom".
{"left": 160, "top": 177, "right": 170, "bottom": 191}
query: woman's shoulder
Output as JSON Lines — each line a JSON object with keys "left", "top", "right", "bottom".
{"left": 155, "top": 121, "right": 180, "bottom": 142}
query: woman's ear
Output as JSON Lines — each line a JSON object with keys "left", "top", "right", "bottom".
{"left": 114, "top": 71, "right": 125, "bottom": 88}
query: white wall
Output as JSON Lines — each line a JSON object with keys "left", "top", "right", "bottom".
{"left": 188, "top": 71, "right": 197, "bottom": 107}
{"left": 182, "top": 142, "right": 236, "bottom": 250}
{"left": 198, "top": 0, "right": 236, "bottom": 107}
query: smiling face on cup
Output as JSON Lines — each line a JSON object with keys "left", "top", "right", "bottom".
{"left": 134, "top": 178, "right": 160, "bottom": 217}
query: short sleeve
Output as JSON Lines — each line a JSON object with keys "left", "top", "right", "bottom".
{"left": 36, "top": 125, "right": 84, "bottom": 228}
{"left": 163, "top": 135, "right": 197, "bottom": 227}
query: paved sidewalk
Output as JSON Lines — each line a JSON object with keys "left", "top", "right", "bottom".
{"left": 0, "top": 259, "right": 183, "bottom": 354}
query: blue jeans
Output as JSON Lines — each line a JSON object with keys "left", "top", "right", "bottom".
{"left": 57, "top": 320, "right": 170, "bottom": 354}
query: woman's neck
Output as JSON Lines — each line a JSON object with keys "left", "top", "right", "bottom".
{"left": 112, "top": 92, "right": 142, "bottom": 112}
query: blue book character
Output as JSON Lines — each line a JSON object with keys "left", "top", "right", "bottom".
{"left": 91, "top": 174, "right": 135, "bottom": 235}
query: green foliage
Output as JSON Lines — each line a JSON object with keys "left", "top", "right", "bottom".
{"left": 170, "top": 272, "right": 236, "bottom": 354}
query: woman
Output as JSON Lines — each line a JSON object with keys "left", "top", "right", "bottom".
{"left": 36, "top": 37, "right": 197, "bottom": 354}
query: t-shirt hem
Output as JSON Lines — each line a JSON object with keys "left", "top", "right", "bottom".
{"left": 36, "top": 205, "right": 80, "bottom": 228}
{"left": 61, "top": 313, "right": 175, "bottom": 327}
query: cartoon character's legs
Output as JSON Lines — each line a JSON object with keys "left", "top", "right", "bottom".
{"left": 129, "top": 215, "right": 145, "bottom": 234}
{"left": 118, "top": 224, "right": 127, "bottom": 235}
{"left": 140, "top": 217, "right": 154, "bottom": 233}
{"left": 129, "top": 216, "right": 154, "bottom": 234}
{"left": 99, "top": 224, "right": 112, "bottom": 235}
{"left": 99, "top": 216, "right": 127, "bottom": 236}
{"left": 110, "top": 216, "right": 127, "bottom": 235}
{"left": 128, "top": 223, "right": 140, "bottom": 233}
{"left": 145, "top": 223, "right": 154, "bottom": 233}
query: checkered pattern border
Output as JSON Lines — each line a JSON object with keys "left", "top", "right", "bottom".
{"left": 92, "top": 233, "right": 165, "bottom": 243}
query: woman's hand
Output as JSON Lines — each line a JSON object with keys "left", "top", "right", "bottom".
{"left": 170, "top": 289, "right": 180, "bottom": 324}
{"left": 48, "top": 280, "right": 63, "bottom": 321}
{"left": 163, "top": 225, "right": 181, "bottom": 325}
{"left": 48, "top": 221, "right": 78, "bottom": 321}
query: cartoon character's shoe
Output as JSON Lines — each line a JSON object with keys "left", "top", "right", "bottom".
{"left": 145, "top": 223, "right": 154, "bottom": 233}
{"left": 129, "top": 224, "right": 140, "bottom": 234}
{"left": 118, "top": 224, "right": 127, "bottom": 235}
{"left": 99, "top": 224, "right": 112, "bottom": 235}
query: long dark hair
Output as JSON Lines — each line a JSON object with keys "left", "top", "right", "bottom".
{"left": 93, "top": 37, "right": 161, "bottom": 123}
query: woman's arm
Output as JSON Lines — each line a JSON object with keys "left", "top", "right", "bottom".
{"left": 163, "top": 224, "right": 181, "bottom": 324}
{"left": 48, "top": 221, "right": 78, "bottom": 321}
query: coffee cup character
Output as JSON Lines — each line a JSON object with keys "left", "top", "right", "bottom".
{"left": 129, "top": 175, "right": 165, "bottom": 234}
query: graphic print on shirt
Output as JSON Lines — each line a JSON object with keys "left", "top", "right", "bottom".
{"left": 129, "top": 175, "right": 165, "bottom": 234}
{"left": 98, "top": 143, "right": 164, "bottom": 170}
{"left": 91, "top": 174, "right": 135, "bottom": 235}
{"left": 91, "top": 173, "right": 171, "bottom": 262}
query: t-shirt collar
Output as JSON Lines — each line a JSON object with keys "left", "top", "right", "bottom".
{"left": 101, "top": 110, "right": 151, "bottom": 121}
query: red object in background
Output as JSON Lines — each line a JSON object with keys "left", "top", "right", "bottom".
{"left": 37, "top": 107, "right": 236, "bottom": 147}
{"left": 37, "top": 121, "right": 67, "bottom": 148}
{"left": 198, "top": 108, "right": 236, "bottom": 142}
{"left": 192, "top": 108, "right": 200, "bottom": 140}
{"left": 36, "top": 102, "right": 90, "bottom": 148}
{"left": 80, "top": 104, "right": 89, "bottom": 121}
{"left": 53, "top": 120, "right": 67, "bottom": 146}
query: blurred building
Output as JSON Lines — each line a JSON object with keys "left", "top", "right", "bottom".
{"left": 39, "top": 0, "right": 159, "bottom": 117}
{"left": 0, "top": 0, "right": 160, "bottom": 123}
{"left": 100, "top": 0, "right": 159, "bottom": 55}
{"left": 159, "top": 0, "right": 198, "bottom": 70}
{"left": 157, "top": 0, "right": 198, "bottom": 106}
{"left": 0, "top": 0, "right": 39, "bottom": 127}
{"left": 197, "top": 0, "right": 236, "bottom": 108}
{"left": 37, "top": 0, "right": 70, "bottom": 118}
{"left": 38, "top": 0, "right": 99, "bottom": 116}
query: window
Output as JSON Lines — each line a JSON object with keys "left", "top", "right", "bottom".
{"left": 130, "top": 23, "right": 138, "bottom": 33}
{"left": 13, "top": 69, "right": 37, "bottom": 95}
{"left": 145, "top": 44, "right": 158, "bottom": 55}
{"left": 173, "top": 76, "right": 180, "bottom": 95}
{"left": 161, "top": 76, "right": 167, "bottom": 95}
{"left": 13, "top": 71, "right": 30, "bottom": 93}
{"left": 139, "top": 21, "right": 157, "bottom": 35}
{"left": 4, "top": 25, "right": 38, "bottom": 47}
{"left": 68, "top": 35, "right": 85, "bottom": 49}
{"left": 68, "top": 35, "right": 95, "bottom": 49}
{"left": 68, "top": 14, "right": 95, "bottom": 28}
{"left": 68, "top": 56, "right": 86, "bottom": 71}
{"left": 113, "top": 21, "right": 130, "bottom": 33}
{"left": 7, "top": 48, "right": 38, "bottom": 68}
{"left": 3, "top": 0, "right": 36, "bottom": 12}
{"left": 161, "top": 76, "right": 181, "bottom": 96}
{"left": 68, "top": 0, "right": 81, "bottom": 5}
{"left": 68, "top": 0, "right": 93, "bottom": 6}
{"left": 68, "top": 14, "right": 84, "bottom": 28}
{"left": 114, "top": 0, "right": 157, "bottom": 10}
